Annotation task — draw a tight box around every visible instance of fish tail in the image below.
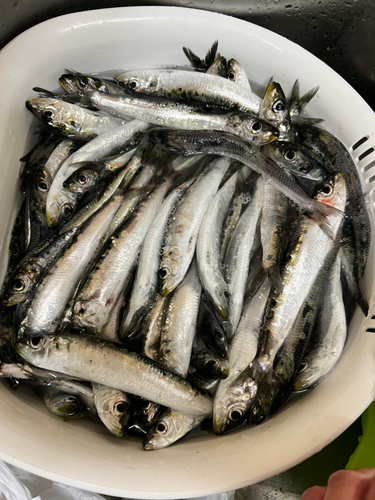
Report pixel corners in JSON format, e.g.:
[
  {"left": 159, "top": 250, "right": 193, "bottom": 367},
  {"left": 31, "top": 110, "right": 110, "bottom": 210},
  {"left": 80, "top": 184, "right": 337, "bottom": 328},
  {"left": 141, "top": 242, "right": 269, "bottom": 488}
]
[{"left": 310, "top": 199, "right": 344, "bottom": 241}]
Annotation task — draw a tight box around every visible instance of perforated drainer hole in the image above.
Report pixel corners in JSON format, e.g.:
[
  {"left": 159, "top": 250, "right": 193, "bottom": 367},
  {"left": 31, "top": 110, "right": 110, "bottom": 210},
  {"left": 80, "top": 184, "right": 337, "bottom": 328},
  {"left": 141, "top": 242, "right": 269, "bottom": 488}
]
[
  {"left": 352, "top": 136, "right": 369, "bottom": 150},
  {"left": 363, "top": 160, "right": 375, "bottom": 173},
  {"left": 358, "top": 148, "right": 374, "bottom": 161}
]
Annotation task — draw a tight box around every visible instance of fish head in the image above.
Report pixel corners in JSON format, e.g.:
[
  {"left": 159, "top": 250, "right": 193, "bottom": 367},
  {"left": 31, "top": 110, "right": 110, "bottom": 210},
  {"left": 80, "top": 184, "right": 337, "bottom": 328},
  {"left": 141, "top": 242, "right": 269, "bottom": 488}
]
[
  {"left": 293, "top": 361, "right": 318, "bottom": 392},
  {"left": 94, "top": 387, "right": 131, "bottom": 437},
  {"left": 116, "top": 70, "right": 160, "bottom": 94},
  {"left": 199, "top": 317, "right": 229, "bottom": 359},
  {"left": 315, "top": 172, "right": 347, "bottom": 211},
  {"left": 143, "top": 409, "right": 191, "bottom": 450},
  {"left": 232, "top": 113, "right": 278, "bottom": 146},
  {"left": 138, "top": 398, "right": 161, "bottom": 427},
  {"left": 44, "top": 390, "right": 83, "bottom": 418},
  {"left": 213, "top": 393, "right": 250, "bottom": 434},
  {"left": 203, "top": 355, "right": 230, "bottom": 380},
  {"left": 159, "top": 248, "right": 186, "bottom": 296},
  {"left": 260, "top": 80, "right": 289, "bottom": 126},
  {"left": 227, "top": 59, "right": 247, "bottom": 87},
  {"left": 59, "top": 73, "right": 109, "bottom": 95},
  {"left": 213, "top": 371, "right": 258, "bottom": 434},
  {"left": 5, "top": 270, "right": 36, "bottom": 306},
  {"left": 73, "top": 300, "right": 105, "bottom": 333},
  {"left": 46, "top": 187, "right": 77, "bottom": 227},
  {"left": 264, "top": 141, "right": 328, "bottom": 186},
  {"left": 26, "top": 98, "right": 82, "bottom": 137},
  {"left": 33, "top": 169, "right": 53, "bottom": 205},
  {"left": 16, "top": 335, "right": 68, "bottom": 367},
  {"left": 207, "top": 56, "right": 227, "bottom": 77},
  {"left": 63, "top": 163, "right": 102, "bottom": 195}
]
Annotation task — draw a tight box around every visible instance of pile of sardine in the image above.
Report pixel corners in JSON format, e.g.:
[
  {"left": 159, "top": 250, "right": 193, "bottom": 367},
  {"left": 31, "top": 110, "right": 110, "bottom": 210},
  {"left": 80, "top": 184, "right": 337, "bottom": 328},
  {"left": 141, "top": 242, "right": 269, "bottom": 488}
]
[{"left": 0, "top": 41, "right": 371, "bottom": 449}]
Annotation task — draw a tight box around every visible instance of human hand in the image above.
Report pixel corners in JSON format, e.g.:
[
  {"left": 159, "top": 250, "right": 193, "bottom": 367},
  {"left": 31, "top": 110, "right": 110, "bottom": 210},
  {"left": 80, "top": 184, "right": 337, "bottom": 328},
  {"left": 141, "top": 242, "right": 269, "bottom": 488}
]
[{"left": 301, "top": 469, "right": 375, "bottom": 500}]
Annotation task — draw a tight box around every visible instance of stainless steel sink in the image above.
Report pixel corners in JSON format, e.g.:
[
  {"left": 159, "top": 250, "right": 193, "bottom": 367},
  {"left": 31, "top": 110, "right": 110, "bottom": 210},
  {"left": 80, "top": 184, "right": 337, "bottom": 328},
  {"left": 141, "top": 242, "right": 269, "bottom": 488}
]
[{"left": 0, "top": 0, "right": 374, "bottom": 109}]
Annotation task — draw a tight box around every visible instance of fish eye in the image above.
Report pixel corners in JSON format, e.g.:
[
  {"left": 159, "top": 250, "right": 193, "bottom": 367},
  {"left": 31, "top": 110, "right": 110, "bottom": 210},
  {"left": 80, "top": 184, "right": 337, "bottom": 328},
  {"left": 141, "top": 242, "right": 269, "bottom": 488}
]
[
  {"left": 284, "top": 150, "right": 296, "bottom": 161},
  {"left": 227, "top": 72, "right": 236, "bottom": 81},
  {"left": 62, "top": 204, "right": 74, "bottom": 217},
  {"left": 272, "top": 100, "right": 285, "bottom": 112},
  {"left": 128, "top": 80, "right": 139, "bottom": 90},
  {"left": 140, "top": 399, "right": 152, "bottom": 411},
  {"left": 319, "top": 183, "right": 333, "bottom": 196},
  {"left": 38, "top": 180, "right": 49, "bottom": 191},
  {"left": 155, "top": 420, "right": 168, "bottom": 435},
  {"left": 298, "top": 362, "right": 307, "bottom": 373},
  {"left": 206, "top": 359, "right": 218, "bottom": 368},
  {"left": 77, "top": 76, "right": 87, "bottom": 88},
  {"left": 251, "top": 121, "right": 263, "bottom": 133},
  {"left": 159, "top": 267, "right": 170, "bottom": 280},
  {"left": 29, "top": 336, "right": 44, "bottom": 350},
  {"left": 114, "top": 401, "right": 128, "bottom": 415},
  {"left": 229, "top": 407, "right": 243, "bottom": 422},
  {"left": 13, "top": 277, "right": 25, "bottom": 291},
  {"left": 78, "top": 174, "right": 88, "bottom": 185},
  {"left": 42, "top": 110, "right": 54, "bottom": 122}
]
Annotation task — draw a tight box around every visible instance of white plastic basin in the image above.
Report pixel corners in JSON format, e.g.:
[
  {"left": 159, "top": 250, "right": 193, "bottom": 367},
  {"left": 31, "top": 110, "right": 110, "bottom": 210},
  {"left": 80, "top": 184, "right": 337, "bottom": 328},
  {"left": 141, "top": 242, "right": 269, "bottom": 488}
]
[{"left": 0, "top": 6, "right": 375, "bottom": 499}]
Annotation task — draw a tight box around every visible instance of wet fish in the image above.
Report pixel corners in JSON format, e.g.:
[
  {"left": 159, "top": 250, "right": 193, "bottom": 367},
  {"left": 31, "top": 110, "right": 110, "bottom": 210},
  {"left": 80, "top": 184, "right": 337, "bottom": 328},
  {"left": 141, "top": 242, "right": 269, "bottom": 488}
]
[
  {"left": 293, "top": 254, "right": 347, "bottom": 391},
  {"left": 16, "top": 334, "right": 213, "bottom": 416},
  {"left": 196, "top": 170, "right": 238, "bottom": 319},
  {"left": 160, "top": 157, "right": 230, "bottom": 296},
  {"left": 159, "top": 260, "right": 202, "bottom": 378},
  {"left": 92, "top": 383, "right": 132, "bottom": 437},
  {"left": 26, "top": 97, "right": 128, "bottom": 140}
]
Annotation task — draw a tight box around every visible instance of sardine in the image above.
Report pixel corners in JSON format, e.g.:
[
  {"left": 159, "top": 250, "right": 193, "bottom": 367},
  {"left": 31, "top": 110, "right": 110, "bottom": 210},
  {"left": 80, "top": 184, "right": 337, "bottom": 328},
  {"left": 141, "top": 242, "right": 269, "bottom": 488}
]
[{"left": 16, "top": 334, "right": 213, "bottom": 416}]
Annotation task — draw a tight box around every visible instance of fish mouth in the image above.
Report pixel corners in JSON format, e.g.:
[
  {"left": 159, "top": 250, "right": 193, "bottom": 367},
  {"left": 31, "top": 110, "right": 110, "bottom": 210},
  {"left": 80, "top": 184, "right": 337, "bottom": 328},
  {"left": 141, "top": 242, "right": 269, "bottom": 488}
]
[{"left": 25, "top": 100, "right": 35, "bottom": 113}]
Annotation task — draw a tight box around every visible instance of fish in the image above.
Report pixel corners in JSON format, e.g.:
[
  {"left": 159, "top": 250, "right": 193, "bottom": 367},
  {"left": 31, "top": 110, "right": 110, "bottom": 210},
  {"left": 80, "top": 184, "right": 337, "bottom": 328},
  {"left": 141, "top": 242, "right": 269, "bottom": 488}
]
[
  {"left": 293, "top": 254, "right": 347, "bottom": 391},
  {"left": 160, "top": 157, "right": 230, "bottom": 296},
  {"left": 120, "top": 179, "right": 192, "bottom": 337},
  {"left": 143, "top": 408, "right": 208, "bottom": 450},
  {"left": 45, "top": 119, "right": 149, "bottom": 227},
  {"left": 73, "top": 180, "right": 169, "bottom": 335},
  {"left": 92, "top": 383, "right": 132, "bottom": 437},
  {"left": 213, "top": 276, "right": 271, "bottom": 434},
  {"left": 249, "top": 173, "right": 346, "bottom": 416},
  {"left": 16, "top": 334, "right": 213, "bottom": 416},
  {"left": 26, "top": 97, "right": 128, "bottom": 140},
  {"left": 196, "top": 170, "right": 238, "bottom": 319},
  {"left": 114, "top": 68, "right": 261, "bottom": 114},
  {"left": 146, "top": 129, "right": 340, "bottom": 234},
  {"left": 158, "top": 260, "right": 202, "bottom": 378}
]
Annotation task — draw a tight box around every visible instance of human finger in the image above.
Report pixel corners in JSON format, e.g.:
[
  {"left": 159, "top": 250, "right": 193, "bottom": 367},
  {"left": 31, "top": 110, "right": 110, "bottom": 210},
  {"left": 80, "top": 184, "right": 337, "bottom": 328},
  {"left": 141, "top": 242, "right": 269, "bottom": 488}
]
[{"left": 300, "top": 485, "right": 326, "bottom": 500}]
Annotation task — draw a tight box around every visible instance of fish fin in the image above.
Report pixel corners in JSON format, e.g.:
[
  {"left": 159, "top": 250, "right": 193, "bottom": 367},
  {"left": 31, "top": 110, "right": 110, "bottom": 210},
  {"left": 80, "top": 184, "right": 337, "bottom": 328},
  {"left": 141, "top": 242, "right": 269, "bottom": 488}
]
[
  {"left": 291, "top": 116, "right": 324, "bottom": 126},
  {"left": 227, "top": 366, "right": 255, "bottom": 397},
  {"left": 266, "top": 265, "right": 283, "bottom": 294},
  {"left": 183, "top": 46, "right": 202, "bottom": 69},
  {"left": 307, "top": 199, "right": 344, "bottom": 241},
  {"left": 63, "top": 411, "right": 89, "bottom": 421},
  {"left": 357, "top": 286, "right": 369, "bottom": 316},
  {"left": 183, "top": 40, "right": 218, "bottom": 71},
  {"left": 32, "top": 86, "right": 56, "bottom": 97},
  {"left": 298, "top": 86, "right": 320, "bottom": 113},
  {"left": 204, "top": 40, "right": 219, "bottom": 69},
  {"left": 263, "top": 76, "right": 274, "bottom": 98},
  {"left": 288, "top": 79, "right": 300, "bottom": 113},
  {"left": 251, "top": 358, "right": 273, "bottom": 418}
]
